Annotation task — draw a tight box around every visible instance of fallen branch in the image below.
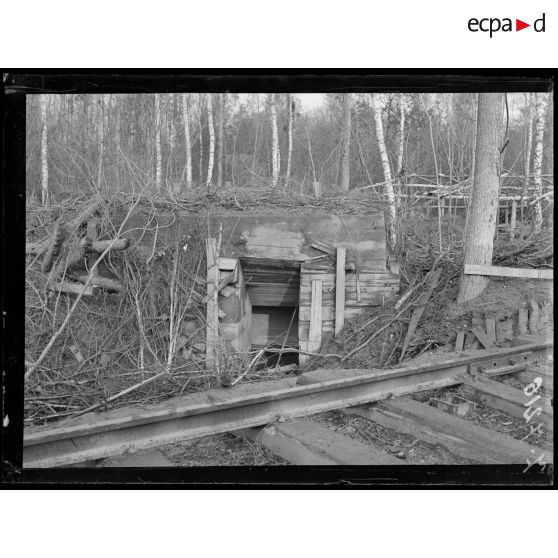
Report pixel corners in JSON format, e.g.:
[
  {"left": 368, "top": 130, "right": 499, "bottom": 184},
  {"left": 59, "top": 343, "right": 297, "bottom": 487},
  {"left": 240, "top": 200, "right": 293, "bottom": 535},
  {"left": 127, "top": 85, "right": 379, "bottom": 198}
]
[
  {"left": 40, "top": 222, "right": 65, "bottom": 273},
  {"left": 70, "top": 369, "right": 169, "bottom": 418},
  {"left": 25, "top": 195, "right": 142, "bottom": 382},
  {"left": 398, "top": 268, "right": 442, "bottom": 362}
]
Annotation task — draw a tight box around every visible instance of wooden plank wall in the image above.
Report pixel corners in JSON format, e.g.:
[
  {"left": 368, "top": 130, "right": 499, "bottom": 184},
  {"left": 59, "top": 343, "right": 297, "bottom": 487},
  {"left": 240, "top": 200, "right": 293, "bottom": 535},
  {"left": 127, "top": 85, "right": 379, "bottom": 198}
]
[{"left": 298, "top": 263, "right": 399, "bottom": 356}]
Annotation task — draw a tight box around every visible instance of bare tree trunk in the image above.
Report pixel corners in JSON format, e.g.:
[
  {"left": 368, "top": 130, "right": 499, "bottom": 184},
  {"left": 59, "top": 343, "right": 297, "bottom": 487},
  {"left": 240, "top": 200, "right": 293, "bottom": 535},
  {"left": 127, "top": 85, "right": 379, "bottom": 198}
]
[
  {"left": 371, "top": 93, "right": 397, "bottom": 249},
  {"left": 206, "top": 94, "right": 215, "bottom": 187},
  {"left": 397, "top": 94, "right": 406, "bottom": 176},
  {"left": 285, "top": 94, "right": 293, "bottom": 186},
  {"left": 521, "top": 93, "right": 533, "bottom": 227},
  {"left": 168, "top": 94, "right": 176, "bottom": 180},
  {"left": 97, "top": 94, "right": 110, "bottom": 188},
  {"left": 113, "top": 96, "right": 122, "bottom": 190},
  {"left": 270, "top": 94, "right": 280, "bottom": 187},
  {"left": 457, "top": 93, "right": 505, "bottom": 304},
  {"left": 154, "top": 94, "right": 162, "bottom": 190},
  {"left": 532, "top": 92, "right": 548, "bottom": 233},
  {"left": 40, "top": 95, "right": 49, "bottom": 206},
  {"left": 339, "top": 93, "right": 351, "bottom": 192},
  {"left": 252, "top": 94, "right": 260, "bottom": 178},
  {"left": 216, "top": 93, "right": 224, "bottom": 188},
  {"left": 198, "top": 94, "right": 204, "bottom": 184},
  {"left": 182, "top": 93, "right": 192, "bottom": 189}
]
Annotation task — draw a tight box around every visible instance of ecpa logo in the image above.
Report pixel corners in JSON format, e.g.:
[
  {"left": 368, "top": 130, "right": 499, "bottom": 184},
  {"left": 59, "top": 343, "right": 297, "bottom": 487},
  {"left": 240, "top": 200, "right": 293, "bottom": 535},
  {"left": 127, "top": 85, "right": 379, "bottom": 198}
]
[{"left": 468, "top": 13, "right": 546, "bottom": 37}]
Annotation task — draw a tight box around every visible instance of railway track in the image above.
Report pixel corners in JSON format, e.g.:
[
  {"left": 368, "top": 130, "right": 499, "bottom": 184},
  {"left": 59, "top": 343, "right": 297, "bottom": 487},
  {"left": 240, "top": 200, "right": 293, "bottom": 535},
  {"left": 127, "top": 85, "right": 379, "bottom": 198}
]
[{"left": 23, "top": 337, "right": 553, "bottom": 468}]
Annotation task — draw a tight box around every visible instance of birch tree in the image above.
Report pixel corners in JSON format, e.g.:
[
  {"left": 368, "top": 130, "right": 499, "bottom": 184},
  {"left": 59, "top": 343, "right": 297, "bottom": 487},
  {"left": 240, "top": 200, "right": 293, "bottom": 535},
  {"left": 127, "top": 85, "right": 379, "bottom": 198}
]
[
  {"left": 198, "top": 94, "right": 204, "bottom": 183},
  {"left": 532, "top": 92, "right": 548, "bottom": 233},
  {"left": 457, "top": 93, "right": 505, "bottom": 304},
  {"left": 216, "top": 93, "right": 224, "bottom": 188},
  {"left": 521, "top": 93, "right": 533, "bottom": 225},
  {"left": 97, "top": 94, "right": 110, "bottom": 188},
  {"left": 270, "top": 93, "right": 280, "bottom": 187},
  {"left": 206, "top": 93, "right": 215, "bottom": 187},
  {"left": 154, "top": 93, "right": 162, "bottom": 190},
  {"left": 371, "top": 93, "right": 397, "bottom": 248},
  {"left": 397, "top": 94, "right": 406, "bottom": 176},
  {"left": 40, "top": 95, "right": 49, "bottom": 206},
  {"left": 285, "top": 94, "right": 294, "bottom": 186},
  {"left": 182, "top": 93, "right": 192, "bottom": 189},
  {"left": 168, "top": 94, "right": 176, "bottom": 160},
  {"left": 339, "top": 93, "right": 352, "bottom": 192}
]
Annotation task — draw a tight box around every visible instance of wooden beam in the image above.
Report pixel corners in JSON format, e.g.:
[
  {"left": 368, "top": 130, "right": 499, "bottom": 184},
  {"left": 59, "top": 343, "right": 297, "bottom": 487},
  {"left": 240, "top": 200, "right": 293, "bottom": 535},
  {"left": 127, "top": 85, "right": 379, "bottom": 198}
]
[
  {"left": 206, "top": 238, "right": 219, "bottom": 372},
  {"left": 471, "top": 326, "right": 494, "bottom": 349},
  {"left": 23, "top": 340, "right": 552, "bottom": 467},
  {"left": 529, "top": 300, "right": 540, "bottom": 334},
  {"left": 335, "top": 247, "right": 346, "bottom": 339},
  {"left": 240, "top": 419, "right": 400, "bottom": 465},
  {"left": 308, "top": 280, "right": 323, "bottom": 353},
  {"left": 461, "top": 375, "right": 553, "bottom": 431},
  {"left": 455, "top": 331, "right": 465, "bottom": 352},
  {"left": 518, "top": 305, "right": 529, "bottom": 335},
  {"left": 464, "top": 264, "right": 553, "bottom": 280},
  {"left": 485, "top": 319, "right": 496, "bottom": 343},
  {"left": 344, "top": 397, "right": 552, "bottom": 464}
]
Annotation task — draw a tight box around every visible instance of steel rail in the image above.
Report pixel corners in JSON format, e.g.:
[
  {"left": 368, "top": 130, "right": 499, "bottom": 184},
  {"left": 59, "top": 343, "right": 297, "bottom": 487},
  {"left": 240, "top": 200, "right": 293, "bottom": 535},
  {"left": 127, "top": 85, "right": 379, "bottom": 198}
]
[{"left": 23, "top": 340, "right": 552, "bottom": 467}]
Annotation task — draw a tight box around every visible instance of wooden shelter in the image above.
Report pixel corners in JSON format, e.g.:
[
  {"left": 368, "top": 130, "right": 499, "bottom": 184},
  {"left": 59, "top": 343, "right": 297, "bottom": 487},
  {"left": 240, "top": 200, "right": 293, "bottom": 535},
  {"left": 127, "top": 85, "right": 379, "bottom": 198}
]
[{"left": 124, "top": 211, "right": 399, "bottom": 364}]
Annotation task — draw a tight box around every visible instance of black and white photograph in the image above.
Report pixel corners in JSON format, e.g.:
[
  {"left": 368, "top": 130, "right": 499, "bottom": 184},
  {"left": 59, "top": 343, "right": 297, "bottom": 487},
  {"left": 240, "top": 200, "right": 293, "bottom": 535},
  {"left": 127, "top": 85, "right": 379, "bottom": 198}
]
[{"left": 8, "top": 77, "right": 551, "bottom": 477}]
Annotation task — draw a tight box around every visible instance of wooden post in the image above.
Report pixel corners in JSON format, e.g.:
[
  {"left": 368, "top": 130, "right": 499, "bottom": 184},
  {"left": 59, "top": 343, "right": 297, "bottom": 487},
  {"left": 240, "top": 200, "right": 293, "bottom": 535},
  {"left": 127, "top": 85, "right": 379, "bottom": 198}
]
[
  {"left": 335, "top": 247, "right": 346, "bottom": 339},
  {"left": 308, "top": 280, "right": 323, "bottom": 354},
  {"left": 455, "top": 331, "right": 465, "bottom": 352},
  {"left": 509, "top": 200, "right": 517, "bottom": 237},
  {"left": 205, "top": 238, "right": 219, "bottom": 372},
  {"left": 518, "top": 304, "right": 528, "bottom": 335},
  {"left": 313, "top": 181, "right": 322, "bottom": 199},
  {"left": 485, "top": 318, "right": 496, "bottom": 343},
  {"left": 528, "top": 300, "right": 540, "bottom": 334}
]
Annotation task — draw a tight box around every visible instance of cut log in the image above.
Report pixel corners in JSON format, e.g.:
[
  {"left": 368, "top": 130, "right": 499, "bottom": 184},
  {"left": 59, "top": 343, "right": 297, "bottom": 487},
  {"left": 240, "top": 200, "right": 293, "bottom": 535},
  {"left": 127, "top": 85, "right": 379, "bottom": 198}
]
[
  {"left": 71, "top": 274, "right": 123, "bottom": 292},
  {"left": 41, "top": 222, "right": 65, "bottom": 273},
  {"left": 48, "top": 281, "right": 99, "bottom": 297},
  {"left": 464, "top": 264, "right": 553, "bottom": 280},
  {"left": 344, "top": 397, "right": 552, "bottom": 464},
  {"left": 89, "top": 239, "right": 130, "bottom": 252},
  {"left": 239, "top": 419, "right": 400, "bottom": 465}
]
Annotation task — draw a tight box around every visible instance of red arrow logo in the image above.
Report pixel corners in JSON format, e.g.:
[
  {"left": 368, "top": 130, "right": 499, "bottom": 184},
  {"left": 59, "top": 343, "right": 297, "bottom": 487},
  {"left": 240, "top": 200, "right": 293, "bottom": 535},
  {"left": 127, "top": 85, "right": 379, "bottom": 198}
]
[{"left": 516, "top": 19, "right": 530, "bottom": 31}]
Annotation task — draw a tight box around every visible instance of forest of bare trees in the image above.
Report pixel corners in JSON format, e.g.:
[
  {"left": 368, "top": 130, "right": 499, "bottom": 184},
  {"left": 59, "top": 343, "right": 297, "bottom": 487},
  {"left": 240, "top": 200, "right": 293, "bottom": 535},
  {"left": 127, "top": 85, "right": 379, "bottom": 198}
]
[{"left": 28, "top": 92, "right": 553, "bottom": 206}]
